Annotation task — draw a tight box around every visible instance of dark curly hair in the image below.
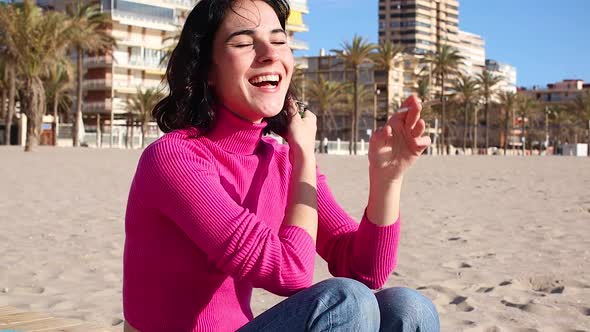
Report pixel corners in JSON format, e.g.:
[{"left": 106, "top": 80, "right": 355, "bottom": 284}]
[{"left": 153, "top": 0, "right": 293, "bottom": 137}]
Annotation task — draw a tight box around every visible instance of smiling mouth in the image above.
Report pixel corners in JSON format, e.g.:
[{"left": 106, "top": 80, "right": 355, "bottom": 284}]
[{"left": 248, "top": 74, "right": 281, "bottom": 88}]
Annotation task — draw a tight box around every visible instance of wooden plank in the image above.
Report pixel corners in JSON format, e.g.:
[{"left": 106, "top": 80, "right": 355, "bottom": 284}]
[
  {"left": 0, "top": 311, "right": 52, "bottom": 324},
  {"left": 1, "top": 317, "right": 84, "bottom": 331}
]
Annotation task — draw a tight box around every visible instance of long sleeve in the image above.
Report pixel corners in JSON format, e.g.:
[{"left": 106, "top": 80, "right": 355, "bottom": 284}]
[
  {"left": 131, "top": 137, "right": 315, "bottom": 296},
  {"left": 315, "top": 171, "right": 401, "bottom": 289}
]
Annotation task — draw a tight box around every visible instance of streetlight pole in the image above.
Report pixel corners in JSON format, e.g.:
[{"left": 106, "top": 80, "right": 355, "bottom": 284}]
[{"left": 373, "top": 85, "right": 381, "bottom": 132}]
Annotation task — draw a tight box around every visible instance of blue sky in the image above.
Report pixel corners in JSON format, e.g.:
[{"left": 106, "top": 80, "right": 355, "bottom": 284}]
[{"left": 295, "top": 0, "right": 590, "bottom": 87}]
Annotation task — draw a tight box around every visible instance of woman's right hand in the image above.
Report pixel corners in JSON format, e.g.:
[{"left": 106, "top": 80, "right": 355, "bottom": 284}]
[{"left": 285, "top": 98, "right": 317, "bottom": 159}]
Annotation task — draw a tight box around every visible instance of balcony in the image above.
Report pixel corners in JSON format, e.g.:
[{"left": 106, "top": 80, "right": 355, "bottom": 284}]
[
  {"left": 114, "top": 79, "right": 167, "bottom": 92},
  {"left": 108, "top": 10, "right": 179, "bottom": 31},
  {"left": 289, "top": 0, "right": 309, "bottom": 13},
  {"left": 161, "top": 0, "right": 195, "bottom": 9},
  {"left": 288, "top": 38, "right": 308, "bottom": 51},
  {"left": 83, "top": 99, "right": 113, "bottom": 113},
  {"left": 115, "top": 57, "right": 166, "bottom": 74},
  {"left": 83, "top": 79, "right": 112, "bottom": 90},
  {"left": 84, "top": 56, "right": 114, "bottom": 67},
  {"left": 286, "top": 23, "right": 308, "bottom": 33}
]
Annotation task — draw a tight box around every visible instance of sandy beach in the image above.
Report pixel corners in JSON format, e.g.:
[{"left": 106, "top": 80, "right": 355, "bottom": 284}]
[{"left": 1, "top": 146, "right": 589, "bottom": 331}]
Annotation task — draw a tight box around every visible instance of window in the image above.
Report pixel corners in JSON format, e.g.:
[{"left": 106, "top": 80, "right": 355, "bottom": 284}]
[{"left": 379, "top": 14, "right": 385, "bottom": 20}]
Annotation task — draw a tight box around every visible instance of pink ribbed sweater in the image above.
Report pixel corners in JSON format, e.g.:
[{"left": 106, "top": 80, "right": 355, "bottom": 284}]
[{"left": 123, "top": 106, "right": 401, "bottom": 332}]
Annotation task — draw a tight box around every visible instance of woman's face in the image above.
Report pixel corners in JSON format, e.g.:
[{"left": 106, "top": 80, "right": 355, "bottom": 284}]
[{"left": 209, "top": 0, "right": 294, "bottom": 123}]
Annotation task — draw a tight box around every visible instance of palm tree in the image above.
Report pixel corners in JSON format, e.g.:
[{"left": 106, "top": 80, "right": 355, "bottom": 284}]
[
  {"left": 0, "top": 4, "right": 19, "bottom": 146},
  {"left": 477, "top": 70, "right": 502, "bottom": 153},
  {"left": 416, "top": 76, "right": 430, "bottom": 103},
  {"left": 516, "top": 94, "right": 537, "bottom": 154},
  {"left": 1, "top": 0, "right": 71, "bottom": 151},
  {"left": 451, "top": 73, "right": 479, "bottom": 151},
  {"left": 498, "top": 91, "right": 516, "bottom": 154},
  {"left": 66, "top": 0, "right": 115, "bottom": 147},
  {"left": 305, "top": 75, "right": 344, "bottom": 144},
  {"left": 0, "top": 60, "right": 7, "bottom": 123},
  {"left": 332, "top": 35, "right": 376, "bottom": 154},
  {"left": 336, "top": 82, "right": 373, "bottom": 145},
  {"left": 572, "top": 90, "right": 590, "bottom": 152},
  {"left": 371, "top": 41, "right": 404, "bottom": 122},
  {"left": 126, "top": 87, "right": 164, "bottom": 148},
  {"left": 423, "top": 44, "right": 464, "bottom": 154},
  {"left": 45, "top": 61, "right": 74, "bottom": 145}
]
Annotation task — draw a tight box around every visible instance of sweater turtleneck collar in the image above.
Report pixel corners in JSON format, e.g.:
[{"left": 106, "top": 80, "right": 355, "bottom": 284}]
[{"left": 206, "top": 105, "right": 268, "bottom": 155}]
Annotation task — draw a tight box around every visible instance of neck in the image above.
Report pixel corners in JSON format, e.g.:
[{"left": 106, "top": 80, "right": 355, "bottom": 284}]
[{"left": 206, "top": 105, "right": 268, "bottom": 155}]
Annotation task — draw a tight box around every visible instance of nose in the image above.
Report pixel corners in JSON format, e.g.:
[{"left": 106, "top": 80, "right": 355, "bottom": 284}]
[{"left": 256, "top": 41, "right": 279, "bottom": 64}]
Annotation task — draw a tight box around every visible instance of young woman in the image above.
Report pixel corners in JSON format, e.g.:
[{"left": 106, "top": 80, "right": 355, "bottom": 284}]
[{"left": 123, "top": 0, "right": 439, "bottom": 331}]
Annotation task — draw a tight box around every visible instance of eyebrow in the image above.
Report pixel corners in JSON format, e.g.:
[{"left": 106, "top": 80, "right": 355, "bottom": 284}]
[{"left": 224, "top": 28, "right": 287, "bottom": 43}]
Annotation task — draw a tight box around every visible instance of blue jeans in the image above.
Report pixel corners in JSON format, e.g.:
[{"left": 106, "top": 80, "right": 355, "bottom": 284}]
[{"left": 239, "top": 278, "right": 440, "bottom": 332}]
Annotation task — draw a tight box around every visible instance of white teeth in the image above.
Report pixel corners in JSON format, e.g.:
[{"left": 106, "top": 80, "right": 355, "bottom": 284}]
[{"left": 249, "top": 74, "right": 280, "bottom": 84}]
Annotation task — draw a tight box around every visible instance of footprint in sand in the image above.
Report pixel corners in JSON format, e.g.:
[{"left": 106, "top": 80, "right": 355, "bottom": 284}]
[
  {"left": 577, "top": 307, "right": 590, "bottom": 316},
  {"left": 499, "top": 280, "right": 512, "bottom": 286},
  {"left": 450, "top": 296, "right": 475, "bottom": 312},
  {"left": 447, "top": 236, "right": 468, "bottom": 244},
  {"left": 461, "top": 320, "right": 476, "bottom": 327},
  {"left": 500, "top": 298, "right": 556, "bottom": 316},
  {"left": 11, "top": 286, "right": 45, "bottom": 294},
  {"left": 443, "top": 261, "right": 473, "bottom": 269},
  {"left": 476, "top": 286, "right": 494, "bottom": 293},
  {"left": 417, "top": 285, "right": 474, "bottom": 313}
]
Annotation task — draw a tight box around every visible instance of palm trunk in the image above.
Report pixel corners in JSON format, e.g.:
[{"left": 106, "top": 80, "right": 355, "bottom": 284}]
[
  {"left": 0, "top": 90, "right": 6, "bottom": 120},
  {"left": 484, "top": 97, "right": 490, "bottom": 154},
  {"left": 320, "top": 107, "right": 326, "bottom": 153},
  {"left": 4, "top": 66, "right": 16, "bottom": 145},
  {"left": 473, "top": 107, "right": 478, "bottom": 152},
  {"left": 53, "top": 92, "right": 59, "bottom": 146},
  {"left": 22, "top": 77, "right": 46, "bottom": 152},
  {"left": 130, "top": 114, "right": 135, "bottom": 149},
  {"left": 141, "top": 113, "right": 147, "bottom": 148},
  {"left": 352, "top": 68, "right": 359, "bottom": 155},
  {"left": 521, "top": 111, "right": 526, "bottom": 155},
  {"left": 503, "top": 107, "right": 510, "bottom": 155},
  {"left": 74, "top": 48, "right": 83, "bottom": 147},
  {"left": 440, "top": 75, "right": 446, "bottom": 155},
  {"left": 463, "top": 102, "right": 469, "bottom": 151}
]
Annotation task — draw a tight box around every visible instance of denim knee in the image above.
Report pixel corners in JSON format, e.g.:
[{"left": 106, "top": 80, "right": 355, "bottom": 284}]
[
  {"left": 314, "top": 278, "right": 380, "bottom": 331},
  {"left": 375, "top": 287, "right": 440, "bottom": 332}
]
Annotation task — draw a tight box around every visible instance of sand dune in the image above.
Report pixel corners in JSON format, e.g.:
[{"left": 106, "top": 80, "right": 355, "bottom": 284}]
[{"left": 1, "top": 146, "right": 589, "bottom": 331}]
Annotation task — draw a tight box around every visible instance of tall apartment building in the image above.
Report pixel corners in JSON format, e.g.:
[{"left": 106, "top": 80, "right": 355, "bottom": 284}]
[
  {"left": 378, "top": 0, "right": 460, "bottom": 55},
  {"left": 485, "top": 59, "right": 517, "bottom": 94},
  {"left": 295, "top": 53, "right": 404, "bottom": 140},
  {"left": 457, "top": 30, "right": 485, "bottom": 77},
  {"left": 286, "top": 0, "right": 309, "bottom": 51},
  {"left": 37, "top": 0, "right": 308, "bottom": 147}
]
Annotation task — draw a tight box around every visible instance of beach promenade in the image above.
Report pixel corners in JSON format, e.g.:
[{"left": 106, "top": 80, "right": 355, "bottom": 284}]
[{"left": 1, "top": 146, "right": 589, "bottom": 331}]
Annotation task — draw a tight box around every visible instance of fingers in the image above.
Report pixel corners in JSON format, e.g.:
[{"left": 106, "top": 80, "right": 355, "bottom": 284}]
[
  {"left": 402, "top": 95, "right": 422, "bottom": 130},
  {"left": 410, "top": 119, "right": 426, "bottom": 138},
  {"left": 415, "top": 135, "right": 431, "bottom": 148},
  {"left": 301, "top": 110, "right": 316, "bottom": 123}
]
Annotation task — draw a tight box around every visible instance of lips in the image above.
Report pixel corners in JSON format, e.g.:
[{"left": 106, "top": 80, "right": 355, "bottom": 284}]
[{"left": 248, "top": 73, "right": 281, "bottom": 88}]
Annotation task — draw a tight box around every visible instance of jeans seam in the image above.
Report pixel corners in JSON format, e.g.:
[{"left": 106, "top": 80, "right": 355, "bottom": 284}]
[{"left": 315, "top": 296, "right": 332, "bottom": 332}]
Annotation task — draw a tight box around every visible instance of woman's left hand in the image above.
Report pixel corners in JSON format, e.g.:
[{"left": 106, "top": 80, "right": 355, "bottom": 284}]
[{"left": 368, "top": 95, "right": 431, "bottom": 183}]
